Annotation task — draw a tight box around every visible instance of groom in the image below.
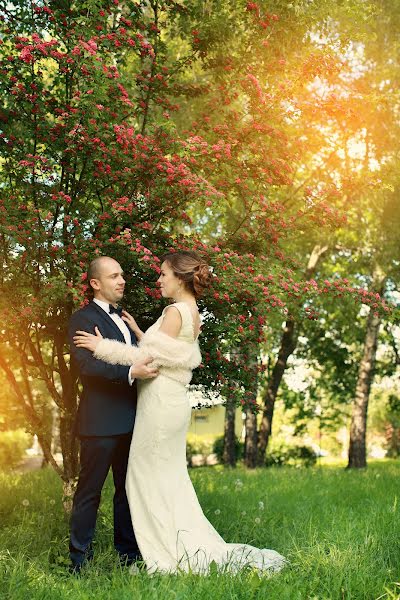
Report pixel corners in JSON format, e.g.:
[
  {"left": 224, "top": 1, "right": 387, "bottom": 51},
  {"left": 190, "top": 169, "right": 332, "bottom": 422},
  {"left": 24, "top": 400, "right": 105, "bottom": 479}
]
[{"left": 68, "top": 256, "right": 158, "bottom": 572}]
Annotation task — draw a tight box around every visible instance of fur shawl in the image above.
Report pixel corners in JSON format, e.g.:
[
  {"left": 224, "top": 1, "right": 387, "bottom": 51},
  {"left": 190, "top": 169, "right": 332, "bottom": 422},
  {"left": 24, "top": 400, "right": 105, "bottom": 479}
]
[{"left": 94, "top": 329, "right": 202, "bottom": 385}]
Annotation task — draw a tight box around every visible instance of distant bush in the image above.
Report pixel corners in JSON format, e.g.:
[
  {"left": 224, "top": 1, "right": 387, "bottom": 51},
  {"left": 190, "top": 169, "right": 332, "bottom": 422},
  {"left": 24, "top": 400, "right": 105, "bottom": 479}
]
[
  {"left": 0, "top": 429, "right": 30, "bottom": 471},
  {"left": 265, "top": 444, "right": 317, "bottom": 468},
  {"left": 385, "top": 426, "right": 400, "bottom": 458},
  {"left": 186, "top": 434, "right": 216, "bottom": 466},
  {"left": 212, "top": 435, "right": 244, "bottom": 463},
  {"left": 384, "top": 394, "right": 400, "bottom": 458}
]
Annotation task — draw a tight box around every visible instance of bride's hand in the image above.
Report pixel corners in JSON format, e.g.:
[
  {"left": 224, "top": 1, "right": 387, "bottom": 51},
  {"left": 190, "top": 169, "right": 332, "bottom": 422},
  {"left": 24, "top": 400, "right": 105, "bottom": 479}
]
[
  {"left": 122, "top": 310, "right": 144, "bottom": 339},
  {"left": 73, "top": 327, "right": 103, "bottom": 352},
  {"left": 121, "top": 310, "right": 138, "bottom": 330}
]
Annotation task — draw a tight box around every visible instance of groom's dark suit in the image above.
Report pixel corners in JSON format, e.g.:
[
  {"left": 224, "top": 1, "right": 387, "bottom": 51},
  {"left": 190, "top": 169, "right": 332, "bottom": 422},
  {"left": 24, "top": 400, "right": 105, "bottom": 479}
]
[{"left": 68, "top": 300, "right": 140, "bottom": 569}]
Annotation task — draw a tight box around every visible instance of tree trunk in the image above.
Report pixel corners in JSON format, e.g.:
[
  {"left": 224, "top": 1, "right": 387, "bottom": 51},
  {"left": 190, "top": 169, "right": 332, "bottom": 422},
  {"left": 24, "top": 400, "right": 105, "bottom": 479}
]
[
  {"left": 257, "top": 244, "right": 329, "bottom": 465},
  {"left": 244, "top": 408, "right": 258, "bottom": 468},
  {"left": 347, "top": 307, "right": 381, "bottom": 469},
  {"left": 63, "top": 479, "right": 78, "bottom": 514},
  {"left": 0, "top": 322, "right": 80, "bottom": 513},
  {"left": 0, "top": 353, "right": 64, "bottom": 478},
  {"left": 257, "top": 318, "right": 298, "bottom": 464},
  {"left": 223, "top": 397, "right": 236, "bottom": 466},
  {"left": 55, "top": 330, "right": 80, "bottom": 481}
]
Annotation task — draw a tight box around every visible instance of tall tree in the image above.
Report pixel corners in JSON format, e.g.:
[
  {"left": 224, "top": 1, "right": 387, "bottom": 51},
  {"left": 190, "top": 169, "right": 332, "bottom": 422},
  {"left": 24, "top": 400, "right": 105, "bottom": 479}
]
[{"left": 0, "top": 0, "right": 222, "bottom": 497}]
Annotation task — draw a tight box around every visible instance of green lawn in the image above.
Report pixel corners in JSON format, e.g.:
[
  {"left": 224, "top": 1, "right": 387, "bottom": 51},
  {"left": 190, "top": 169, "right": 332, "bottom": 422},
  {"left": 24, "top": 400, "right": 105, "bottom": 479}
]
[{"left": 0, "top": 461, "right": 399, "bottom": 600}]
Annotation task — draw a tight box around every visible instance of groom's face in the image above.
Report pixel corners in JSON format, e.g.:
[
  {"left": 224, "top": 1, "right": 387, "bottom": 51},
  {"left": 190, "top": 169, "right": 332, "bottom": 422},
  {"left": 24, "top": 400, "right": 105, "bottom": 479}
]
[{"left": 90, "top": 258, "right": 125, "bottom": 305}]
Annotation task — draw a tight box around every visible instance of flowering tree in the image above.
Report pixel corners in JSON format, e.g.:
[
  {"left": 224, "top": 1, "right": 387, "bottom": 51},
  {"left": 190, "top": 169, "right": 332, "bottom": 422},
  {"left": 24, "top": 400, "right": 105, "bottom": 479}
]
[
  {"left": 164, "top": 0, "right": 399, "bottom": 465},
  {"left": 0, "top": 0, "right": 224, "bottom": 495},
  {"left": 0, "top": 0, "right": 395, "bottom": 496}
]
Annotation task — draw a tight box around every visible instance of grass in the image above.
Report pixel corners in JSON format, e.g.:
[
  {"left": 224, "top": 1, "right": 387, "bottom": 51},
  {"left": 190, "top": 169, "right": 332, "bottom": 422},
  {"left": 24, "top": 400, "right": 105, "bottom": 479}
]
[{"left": 0, "top": 461, "right": 399, "bottom": 599}]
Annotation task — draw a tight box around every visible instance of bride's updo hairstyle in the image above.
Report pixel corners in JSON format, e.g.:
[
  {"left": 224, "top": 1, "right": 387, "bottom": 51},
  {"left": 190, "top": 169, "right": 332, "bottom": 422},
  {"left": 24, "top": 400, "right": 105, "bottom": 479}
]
[{"left": 161, "top": 250, "right": 211, "bottom": 299}]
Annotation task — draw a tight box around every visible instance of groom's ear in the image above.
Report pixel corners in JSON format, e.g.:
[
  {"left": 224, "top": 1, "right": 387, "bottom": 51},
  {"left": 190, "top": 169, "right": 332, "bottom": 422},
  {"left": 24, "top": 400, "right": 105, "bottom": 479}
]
[{"left": 90, "top": 278, "right": 100, "bottom": 291}]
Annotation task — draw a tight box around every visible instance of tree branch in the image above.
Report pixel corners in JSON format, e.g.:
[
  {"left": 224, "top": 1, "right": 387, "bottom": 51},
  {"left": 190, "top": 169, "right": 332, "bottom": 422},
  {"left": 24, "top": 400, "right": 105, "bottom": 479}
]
[{"left": 0, "top": 353, "right": 64, "bottom": 479}]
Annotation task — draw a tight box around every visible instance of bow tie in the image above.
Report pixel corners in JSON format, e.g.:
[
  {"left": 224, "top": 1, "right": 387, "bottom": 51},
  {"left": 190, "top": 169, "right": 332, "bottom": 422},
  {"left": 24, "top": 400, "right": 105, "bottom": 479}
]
[{"left": 109, "top": 305, "right": 123, "bottom": 317}]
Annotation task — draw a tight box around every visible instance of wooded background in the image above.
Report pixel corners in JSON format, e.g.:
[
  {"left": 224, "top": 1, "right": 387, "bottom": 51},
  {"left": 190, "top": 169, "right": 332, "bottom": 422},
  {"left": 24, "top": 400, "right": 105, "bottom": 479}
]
[{"left": 0, "top": 0, "right": 399, "bottom": 496}]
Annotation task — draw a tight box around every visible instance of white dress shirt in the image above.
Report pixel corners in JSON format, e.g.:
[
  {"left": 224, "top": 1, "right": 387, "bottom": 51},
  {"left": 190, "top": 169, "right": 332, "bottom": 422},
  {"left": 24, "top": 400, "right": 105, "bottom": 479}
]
[{"left": 93, "top": 298, "right": 135, "bottom": 385}]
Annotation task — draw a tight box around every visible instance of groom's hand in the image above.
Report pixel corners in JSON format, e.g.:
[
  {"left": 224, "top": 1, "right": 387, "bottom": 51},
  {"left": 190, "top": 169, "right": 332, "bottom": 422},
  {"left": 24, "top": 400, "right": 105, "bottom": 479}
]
[{"left": 130, "top": 356, "right": 158, "bottom": 380}]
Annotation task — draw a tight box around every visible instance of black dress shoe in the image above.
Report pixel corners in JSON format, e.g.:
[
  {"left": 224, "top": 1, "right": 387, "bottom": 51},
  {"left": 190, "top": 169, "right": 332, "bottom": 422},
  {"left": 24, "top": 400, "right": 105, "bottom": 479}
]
[
  {"left": 69, "top": 544, "right": 93, "bottom": 574},
  {"left": 69, "top": 563, "right": 83, "bottom": 575},
  {"left": 118, "top": 553, "right": 143, "bottom": 567}
]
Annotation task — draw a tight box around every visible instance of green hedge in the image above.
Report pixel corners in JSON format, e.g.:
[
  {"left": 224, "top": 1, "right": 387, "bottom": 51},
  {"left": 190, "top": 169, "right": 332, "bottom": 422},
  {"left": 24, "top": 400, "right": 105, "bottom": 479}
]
[
  {"left": 265, "top": 444, "right": 317, "bottom": 468},
  {"left": 0, "top": 429, "right": 30, "bottom": 471},
  {"left": 212, "top": 435, "right": 244, "bottom": 462}
]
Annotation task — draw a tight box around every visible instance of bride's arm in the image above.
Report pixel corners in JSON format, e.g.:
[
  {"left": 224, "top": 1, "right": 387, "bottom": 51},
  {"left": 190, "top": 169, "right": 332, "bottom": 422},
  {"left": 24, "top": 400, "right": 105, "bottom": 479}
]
[
  {"left": 73, "top": 328, "right": 149, "bottom": 366},
  {"left": 94, "top": 339, "right": 148, "bottom": 366},
  {"left": 158, "top": 306, "right": 182, "bottom": 338},
  {"left": 121, "top": 310, "right": 144, "bottom": 341},
  {"left": 73, "top": 310, "right": 201, "bottom": 370}
]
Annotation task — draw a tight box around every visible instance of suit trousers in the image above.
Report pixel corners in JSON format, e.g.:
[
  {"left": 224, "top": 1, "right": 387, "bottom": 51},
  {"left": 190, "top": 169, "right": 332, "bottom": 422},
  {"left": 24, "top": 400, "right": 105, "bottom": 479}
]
[{"left": 69, "top": 432, "right": 140, "bottom": 567}]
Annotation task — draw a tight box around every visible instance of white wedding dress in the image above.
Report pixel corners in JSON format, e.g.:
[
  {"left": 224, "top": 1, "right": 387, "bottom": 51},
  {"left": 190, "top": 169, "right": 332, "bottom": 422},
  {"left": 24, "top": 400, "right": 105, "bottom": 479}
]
[{"left": 102, "top": 302, "right": 286, "bottom": 574}]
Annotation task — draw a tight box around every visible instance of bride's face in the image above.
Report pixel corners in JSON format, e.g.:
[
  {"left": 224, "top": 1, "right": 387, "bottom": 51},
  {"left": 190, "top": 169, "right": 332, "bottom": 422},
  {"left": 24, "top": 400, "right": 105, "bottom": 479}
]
[{"left": 157, "top": 261, "right": 182, "bottom": 298}]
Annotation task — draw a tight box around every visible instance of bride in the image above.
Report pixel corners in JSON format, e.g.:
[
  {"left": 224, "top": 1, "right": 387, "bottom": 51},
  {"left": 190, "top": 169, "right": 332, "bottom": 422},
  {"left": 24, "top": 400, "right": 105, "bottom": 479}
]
[{"left": 73, "top": 250, "right": 286, "bottom": 575}]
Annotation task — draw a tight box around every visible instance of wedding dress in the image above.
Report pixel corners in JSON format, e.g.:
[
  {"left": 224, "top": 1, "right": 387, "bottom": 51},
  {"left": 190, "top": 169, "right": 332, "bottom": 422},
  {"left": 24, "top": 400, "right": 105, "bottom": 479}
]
[{"left": 94, "top": 302, "right": 286, "bottom": 574}]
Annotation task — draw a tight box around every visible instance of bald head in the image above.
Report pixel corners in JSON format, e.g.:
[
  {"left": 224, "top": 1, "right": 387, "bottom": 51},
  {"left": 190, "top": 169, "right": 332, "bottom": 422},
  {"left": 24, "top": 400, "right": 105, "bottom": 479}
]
[
  {"left": 88, "top": 256, "right": 119, "bottom": 282},
  {"left": 87, "top": 256, "right": 126, "bottom": 305}
]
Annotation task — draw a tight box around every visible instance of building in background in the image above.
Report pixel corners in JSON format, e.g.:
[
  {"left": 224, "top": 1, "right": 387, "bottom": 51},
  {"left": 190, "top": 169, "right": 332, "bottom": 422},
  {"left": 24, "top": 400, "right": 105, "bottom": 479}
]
[{"left": 187, "top": 388, "right": 244, "bottom": 439}]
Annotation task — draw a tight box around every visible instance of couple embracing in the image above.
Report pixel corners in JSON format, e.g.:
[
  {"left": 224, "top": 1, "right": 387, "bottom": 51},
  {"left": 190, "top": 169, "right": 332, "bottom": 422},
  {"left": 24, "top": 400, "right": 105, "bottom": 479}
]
[{"left": 68, "top": 250, "right": 286, "bottom": 575}]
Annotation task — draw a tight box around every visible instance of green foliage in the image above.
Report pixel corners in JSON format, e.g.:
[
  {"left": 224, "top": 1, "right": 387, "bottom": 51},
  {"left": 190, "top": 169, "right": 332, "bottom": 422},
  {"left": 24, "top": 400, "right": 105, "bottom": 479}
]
[
  {"left": 0, "top": 372, "right": 25, "bottom": 431},
  {"left": 0, "top": 0, "right": 399, "bottom": 480},
  {"left": 0, "top": 429, "right": 30, "bottom": 471},
  {"left": 212, "top": 435, "right": 244, "bottom": 462},
  {"left": 385, "top": 394, "right": 400, "bottom": 458},
  {"left": 186, "top": 433, "right": 216, "bottom": 466},
  {"left": 265, "top": 443, "right": 317, "bottom": 468}
]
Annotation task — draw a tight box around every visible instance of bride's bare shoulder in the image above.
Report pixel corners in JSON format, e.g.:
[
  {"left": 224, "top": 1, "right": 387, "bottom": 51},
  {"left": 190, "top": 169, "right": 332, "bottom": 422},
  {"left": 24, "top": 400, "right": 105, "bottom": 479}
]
[{"left": 159, "top": 305, "right": 182, "bottom": 338}]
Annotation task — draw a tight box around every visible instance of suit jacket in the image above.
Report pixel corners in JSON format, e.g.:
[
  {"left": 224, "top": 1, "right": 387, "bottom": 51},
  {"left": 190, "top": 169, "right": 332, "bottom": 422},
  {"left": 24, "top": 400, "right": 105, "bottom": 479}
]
[{"left": 68, "top": 301, "right": 138, "bottom": 437}]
